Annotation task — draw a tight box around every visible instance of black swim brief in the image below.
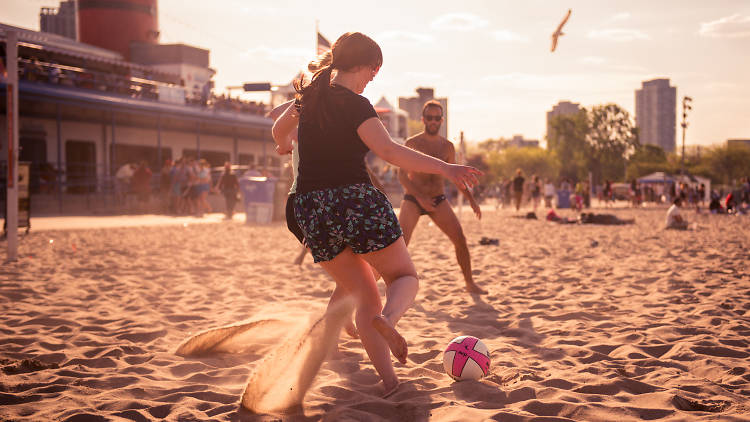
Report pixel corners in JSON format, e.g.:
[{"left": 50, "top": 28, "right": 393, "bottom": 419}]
[{"left": 403, "top": 193, "right": 446, "bottom": 215}]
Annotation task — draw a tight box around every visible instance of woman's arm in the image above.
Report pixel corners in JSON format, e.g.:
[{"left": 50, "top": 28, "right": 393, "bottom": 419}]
[
  {"left": 365, "top": 164, "right": 386, "bottom": 192},
  {"left": 357, "top": 117, "right": 481, "bottom": 189},
  {"left": 270, "top": 100, "right": 298, "bottom": 153}
]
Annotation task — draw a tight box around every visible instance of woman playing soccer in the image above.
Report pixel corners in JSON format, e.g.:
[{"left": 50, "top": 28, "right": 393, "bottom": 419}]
[{"left": 272, "top": 32, "right": 480, "bottom": 397}]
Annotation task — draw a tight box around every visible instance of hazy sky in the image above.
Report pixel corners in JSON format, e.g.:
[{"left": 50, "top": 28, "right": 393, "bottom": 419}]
[{"left": 5, "top": 0, "right": 750, "bottom": 146}]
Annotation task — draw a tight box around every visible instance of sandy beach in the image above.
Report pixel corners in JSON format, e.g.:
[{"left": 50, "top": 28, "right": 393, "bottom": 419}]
[{"left": 1, "top": 206, "right": 749, "bottom": 421}]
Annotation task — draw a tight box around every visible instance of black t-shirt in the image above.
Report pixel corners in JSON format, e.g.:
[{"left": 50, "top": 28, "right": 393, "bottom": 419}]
[
  {"left": 296, "top": 85, "right": 378, "bottom": 193},
  {"left": 219, "top": 172, "right": 238, "bottom": 194},
  {"left": 513, "top": 176, "right": 525, "bottom": 192}
]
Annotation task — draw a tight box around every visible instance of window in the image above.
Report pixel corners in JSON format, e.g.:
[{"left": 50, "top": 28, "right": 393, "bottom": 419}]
[
  {"left": 66, "top": 140, "right": 96, "bottom": 193},
  {"left": 239, "top": 153, "right": 255, "bottom": 166}
]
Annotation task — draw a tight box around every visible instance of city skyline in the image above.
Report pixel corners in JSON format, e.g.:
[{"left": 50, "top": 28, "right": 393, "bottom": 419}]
[{"left": 5, "top": 0, "right": 749, "bottom": 147}]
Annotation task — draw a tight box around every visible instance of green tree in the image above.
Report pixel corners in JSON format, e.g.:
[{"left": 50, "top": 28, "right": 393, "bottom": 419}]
[
  {"left": 703, "top": 144, "right": 750, "bottom": 185},
  {"left": 486, "top": 147, "right": 559, "bottom": 182},
  {"left": 476, "top": 137, "right": 509, "bottom": 152},
  {"left": 546, "top": 110, "right": 589, "bottom": 181},
  {"left": 625, "top": 144, "right": 668, "bottom": 180},
  {"left": 586, "top": 104, "right": 639, "bottom": 184},
  {"left": 465, "top": 151, "right": 493, "bottom": 185}
]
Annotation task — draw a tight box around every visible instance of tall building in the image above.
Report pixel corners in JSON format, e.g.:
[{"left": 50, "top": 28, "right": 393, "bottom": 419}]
[
  {"left": 546, "top": 100, "right": 581, "bottom": 140},
  {"left": 398, "top": 87, "right": 448, "bottom": 139},
  {"left": 635, "top": 78, "right": 677, "bottom": 153},
  {"left": 40, "top": 1, "right": 77, "bottom": 40}
]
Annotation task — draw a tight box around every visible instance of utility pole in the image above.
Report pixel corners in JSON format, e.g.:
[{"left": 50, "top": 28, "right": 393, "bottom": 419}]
[
  {"left": 680, "top": 96, "right": 692, "bottom": 175},
  {"left": 5, "top": 31, "right": 19, "bottom": 261}
]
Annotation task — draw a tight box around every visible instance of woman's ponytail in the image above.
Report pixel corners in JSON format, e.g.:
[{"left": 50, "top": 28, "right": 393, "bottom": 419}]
[{"left": 294, "top": 65, "right": 332, "bottom": 127}]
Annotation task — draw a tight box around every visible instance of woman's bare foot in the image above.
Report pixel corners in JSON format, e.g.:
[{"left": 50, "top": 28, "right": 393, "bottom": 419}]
[
  {"left": 372, "top": 315, "right": 407, "bottom": 364},
  {"left": 344, "top": 320, "right": 359, "bottom": 339},
  {"left": 382, "top": 381, "right": 401, "bottom": 399},
  {"left": 465, "top": 282, "right": 487, "bottom": 295},
  {"left": 293, "top": 248, "right": 307, "bottom": 265}
]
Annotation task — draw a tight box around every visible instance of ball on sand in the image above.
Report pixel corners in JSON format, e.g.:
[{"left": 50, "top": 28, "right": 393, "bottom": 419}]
[{"left": 443, "top": 336, "right": 490, "bottom": 381}]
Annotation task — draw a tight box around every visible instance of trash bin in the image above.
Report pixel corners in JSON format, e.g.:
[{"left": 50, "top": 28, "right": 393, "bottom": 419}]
[
  {"left": 239, "top": 176, "right": 276, "bottom": 224},
  {"left": 556, "top": 190, "right": 571, "bottom": 209}
]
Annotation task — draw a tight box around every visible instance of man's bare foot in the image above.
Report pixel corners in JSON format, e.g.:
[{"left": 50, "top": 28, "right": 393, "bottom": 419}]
[
  {"left": 465, "top": 282, "right": 487, "bottom": 295},
  {"left": 372, "top": 315, "right": 407, "bottom": 364},
  {"left": 344, "top": 320, "right": 359, "bottom": 339}
]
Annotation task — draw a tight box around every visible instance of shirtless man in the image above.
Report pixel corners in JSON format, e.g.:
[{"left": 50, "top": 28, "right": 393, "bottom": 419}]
[{"left": 398, "top": 100, "right": 487, "bottom": 294}]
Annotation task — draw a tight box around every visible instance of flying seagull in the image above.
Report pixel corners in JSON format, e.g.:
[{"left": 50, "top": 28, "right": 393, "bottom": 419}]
[{"left": 551, "top": 9, "right": 572, "bottom": 52}]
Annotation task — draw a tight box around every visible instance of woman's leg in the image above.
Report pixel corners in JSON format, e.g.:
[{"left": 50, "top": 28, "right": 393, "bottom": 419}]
[
  {"left": 200, "top": 190, "right": 212, "bottom": 213},
  {"left": 319, "top": 248, "right": 399, "bottom": 392},
  {"left": 360, "top": 238, "right": 418, "bottom": 345},
  {"left": 327, "top": 284, "right": 358, "bottom": 338}
]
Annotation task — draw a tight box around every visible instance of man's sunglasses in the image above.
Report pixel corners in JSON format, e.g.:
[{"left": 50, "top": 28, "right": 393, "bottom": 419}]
[{"left": 423, "top": 115, "right": 443, "bottom": 122}]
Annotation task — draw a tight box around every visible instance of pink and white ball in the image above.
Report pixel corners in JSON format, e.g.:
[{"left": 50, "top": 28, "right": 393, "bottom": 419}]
[{"left": 443, "top": 336, "right": 490, "bottom": 381}]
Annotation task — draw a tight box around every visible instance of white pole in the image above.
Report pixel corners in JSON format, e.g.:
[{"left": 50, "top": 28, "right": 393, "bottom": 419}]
[{"left": 6, "top": 30, "right": 19, "bottom": 261}]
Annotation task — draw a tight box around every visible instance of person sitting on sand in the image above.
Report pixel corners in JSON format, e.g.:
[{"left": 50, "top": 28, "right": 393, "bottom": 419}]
[
  {"left": 272, "top": 32, "right": 480, "bottom": 397},
  {"left": 666, "top": 197, "right": 688, "bottom": 230}
]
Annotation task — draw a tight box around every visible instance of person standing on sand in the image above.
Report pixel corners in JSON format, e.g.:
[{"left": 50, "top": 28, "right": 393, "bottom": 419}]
[
  {"left": 131, "top": 161, "right": 152, "bottom": 213},
  {"left": 512, "top": 169, "right": 525, "bottom": 211},
  {"left": 397, "top": 100, "right": 486, "bottom": 295},
  {"left": 272, "top": 32, "right": 481, "bottom": 397},
  {"left": 215, "top": 162, "right": 239, "bottom": 220},
  {"left": 530, "top": 175, "right": 541, "bottom": 212},
  {"left": 543, "top": 178, "right": 555, "bottom": 208}
]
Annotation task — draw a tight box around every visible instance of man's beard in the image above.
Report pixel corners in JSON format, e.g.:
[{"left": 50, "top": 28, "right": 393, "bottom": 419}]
[{"left": 425, "top": 124, "right": 440, "bottom": 135}]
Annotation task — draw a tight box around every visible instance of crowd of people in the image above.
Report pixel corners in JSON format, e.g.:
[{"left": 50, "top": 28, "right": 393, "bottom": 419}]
[
  {"left": 20, "top": 57, "right": 161, "bottom": 100},
  {"left": 114, "top": 157, "right": 240, "bottom": 216},
  {"left": 16, "top": 56, "right": 267, "bottom": 116},
  {"left": 488, "top": 173, "right": 591, "bottom": 212}
]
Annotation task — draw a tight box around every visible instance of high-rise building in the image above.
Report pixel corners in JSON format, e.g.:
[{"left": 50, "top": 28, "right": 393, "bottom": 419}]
[
  {"left": 40, "top": 1, "right": 77, "bottom": 40},
  {"left": 546, "top": 100, "right": 581, "bottom": 140},
  {"left": 398, "top": 87, "right": 448, "bottom": 139},
  {"left": 635, "top": 78, "right": 676, "bottom": 153}
]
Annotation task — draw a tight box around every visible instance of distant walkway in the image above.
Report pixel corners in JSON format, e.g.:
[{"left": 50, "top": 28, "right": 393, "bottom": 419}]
[
  {"left": 29, "top": 213, "right": 246, "bottom": 232},
  {"left": 25, "top": 200, "right": 661, "bottom": 232}
]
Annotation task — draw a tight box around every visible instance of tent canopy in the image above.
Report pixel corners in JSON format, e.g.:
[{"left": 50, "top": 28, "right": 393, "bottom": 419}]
[{"left": 638, "top": 172, "right": 673, "bottom": 183}]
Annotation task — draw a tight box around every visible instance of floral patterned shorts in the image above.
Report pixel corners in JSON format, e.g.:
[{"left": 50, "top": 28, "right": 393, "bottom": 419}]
[{"left": 294, "top": 183, "right": 403, "bottom": 263}]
